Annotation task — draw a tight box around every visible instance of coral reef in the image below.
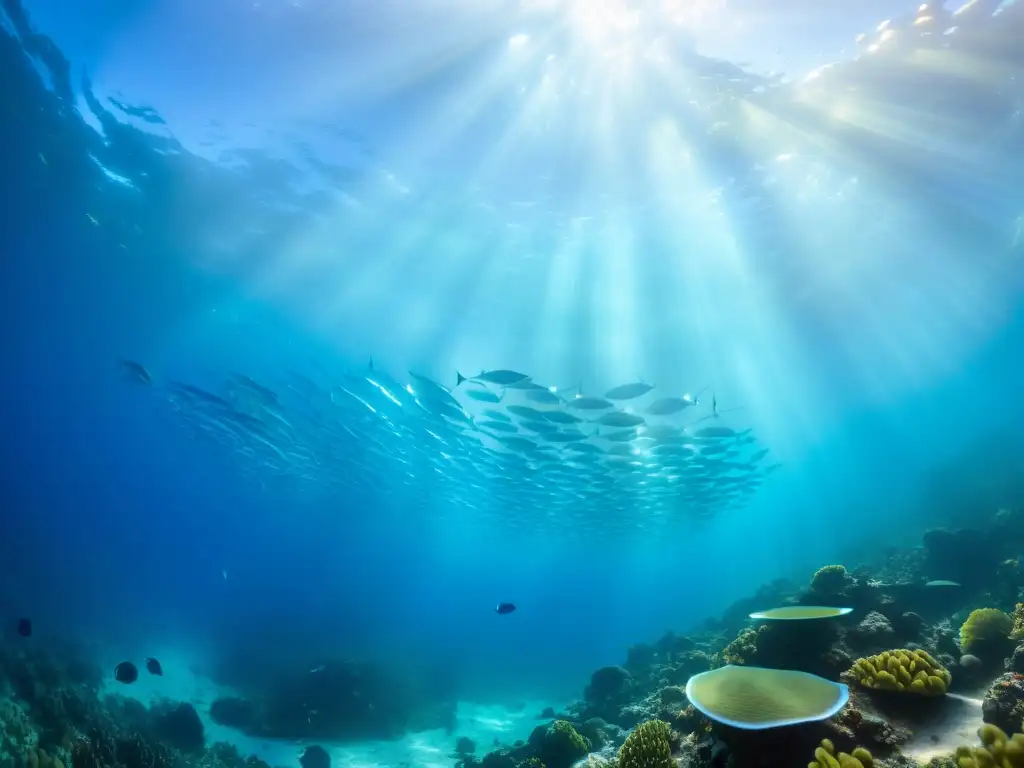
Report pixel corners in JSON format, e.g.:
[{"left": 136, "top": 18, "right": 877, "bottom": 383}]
[
  {"left": 962, "top": 610, "right": 1014, "bottom": 656},
  {"left": 981, "top": 674, "right": 1024, "bottom": 735},
  {"left": 7, "top": 500, "right": 1024, "bottom": 768},
  {"left": 809, "top": 738, "right": 873, "bottom": 768},
  {"left": 616, "top": 719, "right": 672, "bottom": 768},
  {"left": 847, "top": 649, "right": 951, "bottom": 695},
  {"left": 812, "top": 566, "right": 853, "bottom": 597},
  {"left": 527, "top": 720, "right": 590, "bottom": 768},
  {"left": 457, "top": 506, "right": 1024, "bottom": 768},
  {"left": 208, "top": 659, "right": 455, "bottom": 741},
  {"left": 956, "top": 724, "right": 1024, "bottom": 768},
  {"left": 2, "top": 1, "right": 1021, "bottom": 766}
]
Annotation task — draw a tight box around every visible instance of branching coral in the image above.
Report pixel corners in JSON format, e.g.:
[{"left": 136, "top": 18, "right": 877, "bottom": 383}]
[
  {"left": 809, "top": 738, "right": 873, "bottom": 768},
  {"left": 847, "top": 649, "right": 951, "bottom": 695},
  {"left": 961, "top": 609, "right": 1013, "bottom": 653},
  {"left": 618, "top": 720, "right": 672, "bottom": 768}
]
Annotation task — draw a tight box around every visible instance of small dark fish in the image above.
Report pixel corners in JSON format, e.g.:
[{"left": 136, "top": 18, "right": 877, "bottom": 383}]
[
  {"left": 114, "top": 661, "right": 139, "bottom": 684},
  {"left": 16, "top": 618, "right": 31, "bottom": 638},
  {"left": 495, "top": 602, "right": 517, "bottom": 615},
  {"left": 145, "top": 657, "right": 163, "bottom": 676}
]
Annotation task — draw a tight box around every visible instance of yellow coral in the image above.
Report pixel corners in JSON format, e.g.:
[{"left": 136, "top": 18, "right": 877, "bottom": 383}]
[
  {"left": 28, "top": 749, "right": 64, "bottom": 768},
  {"left": 955, "top": 724, "right": 1024, "bottom": 768},
  {"left": 847, "top": 648, "right": 950, "bottom": 696},
  {"left": 811, "top": 565, "right": 849, "bottom": 593},
  {"left": 618, "top": 720, "right": 672, "bottom": 768},
  {"left": 961, "top": 609, "right": 1013, "bottom": 653},
  {"left": 808, "top": 737, "right": 873, "bottom": 768},
  {"left": 1011, "top": 604, "right": 1024, "bottom": 641},
  {"left": 719, "top": 626, "right": 763, "bottom": 666}
]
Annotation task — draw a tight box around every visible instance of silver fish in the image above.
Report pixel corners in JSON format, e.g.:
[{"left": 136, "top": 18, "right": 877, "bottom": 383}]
[
  {"left": 506, "top": 405, "right": 546, "bottom": 420},
  {"left": 458, "top": 369, "right": 530, "bottom": 387},
  {"left": 542, "top": 410, "right": 583, "bottom": 425},
  {"left": 482, "top": 409, "right": 512, "bottom": 422},
  {"left": 605, "top": 382, "right": 654, "bottom": 400},
  {"left": 568, "top": 395, "right": 614, "bottom": 410},
  {"left": 646, "top": 396, "right": 696, "bottom": 416},
  {"left": 479, "top": 420, "right": 518, "bottom": 433},
  {"left": 598, "top": 411, "right": 646, "bottom": 428},
  {"left": 464, "top": 387, "right": 502, "bottom": 404}
]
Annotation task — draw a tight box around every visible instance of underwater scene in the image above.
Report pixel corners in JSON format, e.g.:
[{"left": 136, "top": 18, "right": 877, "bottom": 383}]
[{"left": 3, "top": 0, "right": 1024, "bottom": 768}]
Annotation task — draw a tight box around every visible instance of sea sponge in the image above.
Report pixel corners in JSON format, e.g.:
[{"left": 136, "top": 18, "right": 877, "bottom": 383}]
[
  {"left": 955, "top": 724, "right": 1024, "bottom": 768},
  {"left": 809, "top": 738, "right": 873, "bottom": 768},
  {"left": 618, "top": 720, "right": 672, "bottom": 768},
  {"left": 811, "top": 565, "right": 849, "bottom": 593},
  {"left": 961, "top": 609, "right": 1013, "bottom": 653},
  {"left": 847, "top": 649, "right": 951, "bottom": 695}
]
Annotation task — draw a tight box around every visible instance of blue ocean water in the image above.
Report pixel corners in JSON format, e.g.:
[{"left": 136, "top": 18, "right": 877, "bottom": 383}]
[{"left": 2, "top": 0, "right": 1024, "bottom": 765}]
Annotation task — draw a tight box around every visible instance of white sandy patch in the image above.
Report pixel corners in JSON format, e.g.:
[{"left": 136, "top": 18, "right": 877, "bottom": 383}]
[
  {"left": 901, "top": 692, "right": 985, "bottom": 763},
  {"left": 101, "top": 649, "right": 563, "bottom": 768}
]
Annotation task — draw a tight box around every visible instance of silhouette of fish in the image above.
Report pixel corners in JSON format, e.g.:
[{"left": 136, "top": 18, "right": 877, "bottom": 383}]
[
  {"left": 145, "top": 657, "right": 163, "bottom": 676},
  {"left": 16, "top": 618, "right": 31, "bottom": 638},
  {"left": 114, "top": 661, "right": 139, "bottom": 684},
  {"left": 495, "top": 602, "right": 517, "bottom": 615}
]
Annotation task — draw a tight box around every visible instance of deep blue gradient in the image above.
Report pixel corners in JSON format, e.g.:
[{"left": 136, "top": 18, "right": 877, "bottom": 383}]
[{"left": 2, "top": 0, "right": 1024, "bottom": 710}]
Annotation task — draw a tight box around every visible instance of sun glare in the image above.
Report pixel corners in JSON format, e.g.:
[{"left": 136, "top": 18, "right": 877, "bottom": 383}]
[{"left": 566, "top": 0, "right": 641, "bottom": 46}]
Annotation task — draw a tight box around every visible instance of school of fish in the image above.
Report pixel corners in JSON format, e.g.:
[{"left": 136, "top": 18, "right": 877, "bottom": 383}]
[{"left": 123, "top": 361, "right": 779, "bottom": 533}]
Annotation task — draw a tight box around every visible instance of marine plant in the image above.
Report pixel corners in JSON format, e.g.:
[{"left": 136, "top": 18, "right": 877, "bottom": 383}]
[
  {"left": 955, "top": 724, "right": 1024, "bottom": 768},
  {"left": 617, "top": 719, "right": 672, "bottom": 768},
  {"left": 961, "top": 609, "right": 1014, "bottom": 653},
  {"left": 811, "top": 565, "right": 850, "bottom": 594},
  {"left": 809, "top": 738, "right": 873, "bottom": 768},
  {"left": 847, "top": 649, "right": 950, "bottom": 695}
]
